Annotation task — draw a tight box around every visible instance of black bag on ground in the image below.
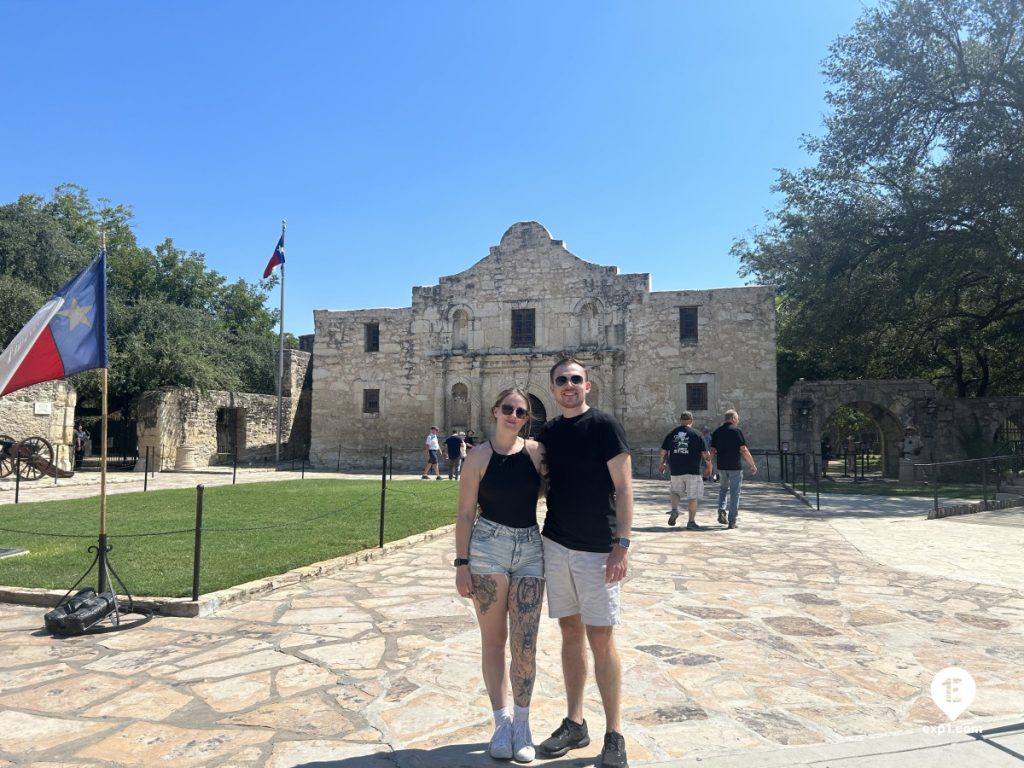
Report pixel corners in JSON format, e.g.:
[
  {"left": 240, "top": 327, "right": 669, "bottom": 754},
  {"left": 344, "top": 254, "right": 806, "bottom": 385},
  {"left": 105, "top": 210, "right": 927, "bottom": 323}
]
[{"left": 44, "top": 587, "right": 116, "bottom": 636}]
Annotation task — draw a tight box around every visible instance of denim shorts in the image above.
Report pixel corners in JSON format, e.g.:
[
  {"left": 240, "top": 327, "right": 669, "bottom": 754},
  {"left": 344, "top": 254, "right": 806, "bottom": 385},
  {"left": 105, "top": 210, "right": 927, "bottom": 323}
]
[{"left": 469, "top": 517, "right": 544, "bottom": 579}]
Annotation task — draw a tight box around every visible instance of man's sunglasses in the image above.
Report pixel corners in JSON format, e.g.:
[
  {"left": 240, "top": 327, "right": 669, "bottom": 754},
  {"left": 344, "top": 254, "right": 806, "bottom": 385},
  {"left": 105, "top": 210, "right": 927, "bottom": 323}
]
[
  {"left": 500, "top": 404, "right": 529, "bottom": 419},
  {"left": 554, "top": 374, "right": 585, "bottom": 386}
]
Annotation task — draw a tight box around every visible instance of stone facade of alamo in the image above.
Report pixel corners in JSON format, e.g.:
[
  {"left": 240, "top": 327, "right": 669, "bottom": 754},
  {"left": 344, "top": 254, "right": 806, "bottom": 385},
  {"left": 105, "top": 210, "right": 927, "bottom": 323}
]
[{"left": 309, "top": 222, "right": 778, "bottom": 470}]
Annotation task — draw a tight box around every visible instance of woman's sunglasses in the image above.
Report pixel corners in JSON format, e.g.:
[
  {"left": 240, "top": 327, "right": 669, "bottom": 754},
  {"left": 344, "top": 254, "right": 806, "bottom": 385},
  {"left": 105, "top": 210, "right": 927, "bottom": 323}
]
[
  {"left": 554, "top": 374, "right": 585, "bottom": 386},
  {"left": 500, "top": 403, "right": 529, "bottom": 419}
]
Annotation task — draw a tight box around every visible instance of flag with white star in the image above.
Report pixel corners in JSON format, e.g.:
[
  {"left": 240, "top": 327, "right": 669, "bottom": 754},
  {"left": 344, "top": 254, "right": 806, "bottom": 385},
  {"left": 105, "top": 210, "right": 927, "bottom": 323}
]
[
  {"left": 263, "top": 233, "right": 285, "bottom": 279},
  {"left": 0, "top": 249, "right": 108, "bottom": 397}
]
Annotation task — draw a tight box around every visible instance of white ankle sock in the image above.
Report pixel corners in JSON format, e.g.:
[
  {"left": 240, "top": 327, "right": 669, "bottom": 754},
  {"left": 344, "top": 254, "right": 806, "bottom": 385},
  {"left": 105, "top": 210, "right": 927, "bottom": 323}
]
[
  {"left": 494, "top": 706, "right": 511, "bottom": 725},
  {"left": 513, "top": 704, "right": 529, "bottom": 723}
]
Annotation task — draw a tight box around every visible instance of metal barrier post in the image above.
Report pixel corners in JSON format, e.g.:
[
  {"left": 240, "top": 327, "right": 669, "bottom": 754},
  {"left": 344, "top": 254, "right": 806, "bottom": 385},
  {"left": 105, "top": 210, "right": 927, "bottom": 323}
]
[
  {"left": 982, "top": 458, "right": 989, "bottom": 509},
  {"left": 379, "top": 453, "right": 387, "bottom": 548},
  {"left": 801, "top": 454, "right": 807, "bottom": 496},
  {"left": 192, "top": 485, "right": 205, "bottom": 601},
  {"left": 301, "top": 457, "right": 306, "bottom": 479},
  {"left": 232, "top": 447, "right": 238, "bottom": 485},
  {"left": 14, "top": 457, "right": 20, "bottom": 503},
  {"left": 337, "top": 441, "right": 343, "bottom": 472},
  {"left": 54, "top": 444, "right": 60, "bottom": 485},
  {"left": 144, "top": 447, "right": 149, "bottom": 492},
  {"left": 813, "top": 459, "right": 820, "bottom": 510},
  {"left": 389, "top": 445, "right": 393, "bottom": 480}
]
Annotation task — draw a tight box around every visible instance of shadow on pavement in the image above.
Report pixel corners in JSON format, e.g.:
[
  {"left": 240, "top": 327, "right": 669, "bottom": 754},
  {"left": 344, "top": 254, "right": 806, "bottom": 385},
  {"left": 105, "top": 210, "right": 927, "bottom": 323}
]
[{"left": 296, "top": 744, "right": 594, "bottom": 767}]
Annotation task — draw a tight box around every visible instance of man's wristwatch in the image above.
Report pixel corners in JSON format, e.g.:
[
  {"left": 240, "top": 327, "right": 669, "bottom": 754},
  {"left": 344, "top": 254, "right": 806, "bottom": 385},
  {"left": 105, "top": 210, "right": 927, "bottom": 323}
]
[
  {"left": 612, "top": 537, "right": 630, "bottom": 549},
  {"left": 453, "top": 558, "right": 470, "bottom": 567}
]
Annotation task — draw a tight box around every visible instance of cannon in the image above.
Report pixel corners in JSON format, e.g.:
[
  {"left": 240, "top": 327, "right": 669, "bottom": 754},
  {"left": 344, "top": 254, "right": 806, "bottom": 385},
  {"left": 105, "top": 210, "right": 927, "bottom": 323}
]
[{"left": 0, "top": 434, "right": 59, "bottom": 480}]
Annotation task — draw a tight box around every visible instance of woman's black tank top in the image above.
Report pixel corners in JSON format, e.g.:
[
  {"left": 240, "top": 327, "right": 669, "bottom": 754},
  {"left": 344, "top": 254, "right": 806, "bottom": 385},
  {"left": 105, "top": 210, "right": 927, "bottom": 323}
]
[{"left": 478, "top": 442, "right": 541, "bottom": 528}]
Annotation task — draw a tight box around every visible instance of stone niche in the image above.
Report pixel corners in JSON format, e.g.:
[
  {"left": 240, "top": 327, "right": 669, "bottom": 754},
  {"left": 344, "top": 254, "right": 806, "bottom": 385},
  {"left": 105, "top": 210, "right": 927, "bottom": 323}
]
[{"left": 0, "top": 380, "right": 77, "bottom": 472}]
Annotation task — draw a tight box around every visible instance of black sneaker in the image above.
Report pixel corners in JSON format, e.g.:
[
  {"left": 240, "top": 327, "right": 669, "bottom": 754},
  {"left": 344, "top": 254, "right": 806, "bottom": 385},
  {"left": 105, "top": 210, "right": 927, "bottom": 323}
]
[
  {"left": 538, "top": 717, "right": 589, "bottom": 758},
  {"left": 717, "top": 510, "right": 727, "bottom": 525},
  {"left": 686, "top": 520, "right": 701, "bottom": 531},
  {"left": 728, "top": 521, "right": 738, "bottom": 529},
  {"left": 600, "top": 731, "right": 628, "bottom": 767},
  {"left": 667, "top": 509, "right": 679, "bottom": 526}
]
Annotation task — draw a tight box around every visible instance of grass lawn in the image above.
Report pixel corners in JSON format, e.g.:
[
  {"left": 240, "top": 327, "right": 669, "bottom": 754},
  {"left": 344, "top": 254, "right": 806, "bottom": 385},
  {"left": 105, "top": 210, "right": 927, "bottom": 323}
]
[
  {"left": 802, "top": 478, "right": 996, "bottom": 499},
  {"left": 0, "top": 479, "right": 459, "bottom": 597}
]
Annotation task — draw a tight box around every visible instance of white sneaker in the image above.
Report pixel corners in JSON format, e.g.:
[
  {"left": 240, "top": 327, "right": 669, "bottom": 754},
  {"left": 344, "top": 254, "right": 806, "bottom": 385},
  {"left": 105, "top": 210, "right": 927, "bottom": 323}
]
[
  {"left": 490, "top": 717, "right": 513, "bottom": 760},
  {"left": 512, "top": 718, "right": 535, "bottom": 762}
]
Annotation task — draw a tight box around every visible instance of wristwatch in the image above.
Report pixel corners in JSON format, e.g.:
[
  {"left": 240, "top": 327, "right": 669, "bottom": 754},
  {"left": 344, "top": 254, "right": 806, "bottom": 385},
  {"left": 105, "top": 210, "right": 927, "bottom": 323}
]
[
  {"left": 612, "top": 537, "right": 630, "bottom": 549},
  {"left": 453, "top": 558, "right": 470, "bottom": 567}
]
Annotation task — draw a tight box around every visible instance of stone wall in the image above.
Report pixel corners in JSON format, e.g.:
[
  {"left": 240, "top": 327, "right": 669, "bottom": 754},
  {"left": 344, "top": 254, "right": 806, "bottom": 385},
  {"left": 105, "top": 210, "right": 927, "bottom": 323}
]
[
  {"left": 0, "top": 380, "right": 77, "bottom": 472},
  {"left": 135, "top": 350, "right": 312, "bottom": 470},
  {"left": 310, "top": 222, "right": 779, "bottom": 471},
  {"left": 781, "top": 380, "right": 1024, "bottom": 476}
]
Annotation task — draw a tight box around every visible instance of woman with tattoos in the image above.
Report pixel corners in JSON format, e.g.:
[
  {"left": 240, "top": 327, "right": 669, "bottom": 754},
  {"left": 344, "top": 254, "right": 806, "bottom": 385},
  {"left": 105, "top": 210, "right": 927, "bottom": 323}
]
[{"left": 455, "top": 387, "right": 545, "bottom": 762}]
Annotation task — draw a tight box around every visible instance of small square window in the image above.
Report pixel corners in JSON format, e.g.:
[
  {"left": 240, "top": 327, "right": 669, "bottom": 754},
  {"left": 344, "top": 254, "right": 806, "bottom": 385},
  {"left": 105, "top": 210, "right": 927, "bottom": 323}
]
[
  {"left": 365, "top": 322, "right": 380, "bottom": 352},
  {"left": 511, "top": 308, "right": 535, "bottom": 347},
  {"left": 679, "top": 307, "right": 698, "bottom": 342},
  {"left": 686, "top": 383, "right": 708, "bottom": 411},
  {"left": 363, "top": 388, "right": 380, "bottom": 414}
]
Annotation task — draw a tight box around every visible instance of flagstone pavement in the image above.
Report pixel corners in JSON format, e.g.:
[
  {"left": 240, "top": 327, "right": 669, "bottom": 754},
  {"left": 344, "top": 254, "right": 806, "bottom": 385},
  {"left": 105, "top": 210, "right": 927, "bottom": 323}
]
[{"left": 1, "top": 474, "right": 1022, "bottom": 767}]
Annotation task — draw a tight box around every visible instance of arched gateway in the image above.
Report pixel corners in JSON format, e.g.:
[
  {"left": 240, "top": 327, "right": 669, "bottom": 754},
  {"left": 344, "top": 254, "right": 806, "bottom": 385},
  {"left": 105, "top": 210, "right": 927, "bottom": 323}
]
[{"left": 780, "top": 379, "right": 940, "bottom": 478}]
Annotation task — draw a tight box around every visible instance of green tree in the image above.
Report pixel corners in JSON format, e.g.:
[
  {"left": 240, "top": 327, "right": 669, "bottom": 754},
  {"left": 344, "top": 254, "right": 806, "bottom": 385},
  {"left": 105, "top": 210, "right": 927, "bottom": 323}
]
[
  {"left": 0, "top": 186, "right": 282, "bottom": 413},
  {"left": 734, "top": 0, "right": 1024, "bottom": 396}
]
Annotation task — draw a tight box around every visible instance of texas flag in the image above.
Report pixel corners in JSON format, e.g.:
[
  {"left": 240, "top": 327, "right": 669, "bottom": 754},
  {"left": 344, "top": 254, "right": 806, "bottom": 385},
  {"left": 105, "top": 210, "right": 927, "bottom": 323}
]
[
  {"left": 0, "top": 250, "right": 108, "bottom": 397},
  {"left": 263, "top": 233, "right": 285, "bottom": 278}
]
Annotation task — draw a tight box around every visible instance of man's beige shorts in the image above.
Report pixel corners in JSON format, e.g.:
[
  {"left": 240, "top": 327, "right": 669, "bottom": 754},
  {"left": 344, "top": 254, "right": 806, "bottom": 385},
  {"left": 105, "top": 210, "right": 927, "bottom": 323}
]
[
  {"left": 542, "top": 537, "right": 619, "bottom": 626},
  {"left": 670, "top": 474, "right": 704, "bottom": 500}
]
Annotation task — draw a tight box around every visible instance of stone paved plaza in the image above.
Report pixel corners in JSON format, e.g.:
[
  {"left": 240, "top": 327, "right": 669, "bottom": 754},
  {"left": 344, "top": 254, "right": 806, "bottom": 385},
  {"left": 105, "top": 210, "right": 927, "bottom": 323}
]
[{"left": 1, "top": 475, "right": 1023, "bottom": 766}]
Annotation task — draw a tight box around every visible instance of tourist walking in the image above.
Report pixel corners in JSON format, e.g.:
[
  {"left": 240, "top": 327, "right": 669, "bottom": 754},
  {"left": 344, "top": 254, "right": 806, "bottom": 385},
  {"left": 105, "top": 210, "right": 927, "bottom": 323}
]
[
  {"left": 709, "top": 409, "right": 758, "bottom": 529},
  {"left": 421, "top": 426, "right": 443, "bottom": 480},
  {"left": 659, "top": 411, "right": 712, "bottom": 529},
  {"left": 445, "top": 429, "right": 464, "bottom": 480},
  {"left": 536, "top": 357, "right": 633, "bottom": 768},
  {"left": 454, "top": 388, "right": 545, "bottom": 762}
]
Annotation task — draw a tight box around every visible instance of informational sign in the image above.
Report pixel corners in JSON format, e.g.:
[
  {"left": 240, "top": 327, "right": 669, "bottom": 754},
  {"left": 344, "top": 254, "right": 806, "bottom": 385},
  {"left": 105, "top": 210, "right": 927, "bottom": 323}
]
[{"left": 33, "top": 401, "right": 52, "bottom": 416}]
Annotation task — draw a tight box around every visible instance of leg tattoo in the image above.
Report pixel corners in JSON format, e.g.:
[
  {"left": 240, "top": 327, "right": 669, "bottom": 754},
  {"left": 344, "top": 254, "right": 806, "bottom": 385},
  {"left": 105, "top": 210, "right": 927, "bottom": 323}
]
[
  {"left": 473, "top": 574, "right": 499, "bottom": 615},
  {"left": 508, "top": 576, "right": 544, "bottom": 706}
]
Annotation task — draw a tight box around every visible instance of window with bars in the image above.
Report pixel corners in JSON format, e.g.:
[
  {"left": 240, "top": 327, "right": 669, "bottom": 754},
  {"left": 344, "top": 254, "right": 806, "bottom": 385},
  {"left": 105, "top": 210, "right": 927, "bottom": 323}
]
[
  {"left": 362, "top": 388, "right": 380, "bottom": 414},
  {"left": 365, "top": 322, "right": 380, "bottom": 352},
  {"left": 511, "top": 308, "right": 535, "bottom": 347},
  {"left": 686, "top": 383, "right": 708, "bottom": 411},
  {"left": 679, "top": 306, "right": 698, "bottom": 342}
]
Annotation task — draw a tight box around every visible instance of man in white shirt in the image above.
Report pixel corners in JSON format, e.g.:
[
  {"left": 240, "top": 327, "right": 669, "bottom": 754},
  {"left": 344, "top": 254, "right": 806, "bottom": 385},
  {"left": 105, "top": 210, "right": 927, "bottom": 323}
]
[{"left": 421, "top": 426, "right": 443, "bottom": 480}]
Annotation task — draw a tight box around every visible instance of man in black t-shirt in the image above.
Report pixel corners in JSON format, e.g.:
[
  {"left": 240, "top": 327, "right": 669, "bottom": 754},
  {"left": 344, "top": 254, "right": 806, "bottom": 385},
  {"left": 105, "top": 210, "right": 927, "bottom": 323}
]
[
  {"left": 710, "top": 409, "right": 758, "bottom": 529},
  {"left": 659, "top": 411, "right": 712, "bottom": 529},
  {"left": 535, "top": 357, "right": 632, "bottom": 768},
  {"left": 444, "top": 429, "right": 464, "bottom": 480}
]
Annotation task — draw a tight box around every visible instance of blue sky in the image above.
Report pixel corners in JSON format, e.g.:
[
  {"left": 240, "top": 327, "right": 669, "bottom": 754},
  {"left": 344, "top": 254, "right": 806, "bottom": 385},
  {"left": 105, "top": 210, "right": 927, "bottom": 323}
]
[{"left": 3, "top": 1, "right": 869, "bottom": 337}]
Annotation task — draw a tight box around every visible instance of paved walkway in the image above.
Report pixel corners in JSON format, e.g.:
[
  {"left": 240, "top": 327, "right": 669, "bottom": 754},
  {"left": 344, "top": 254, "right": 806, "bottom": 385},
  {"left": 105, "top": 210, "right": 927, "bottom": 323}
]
[{"left": 1, "top": 475, "right": 1023, "bottom": 766}]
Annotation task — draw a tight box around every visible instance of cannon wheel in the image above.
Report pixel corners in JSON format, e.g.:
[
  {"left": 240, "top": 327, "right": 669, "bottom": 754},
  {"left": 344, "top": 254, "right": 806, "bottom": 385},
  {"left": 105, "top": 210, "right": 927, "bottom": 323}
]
[
  {"left": 0, "top": 434, "right": 15, "bottom": 479},
  {"left": 14, "top": 436, "right": 54, "bottom": 481}
]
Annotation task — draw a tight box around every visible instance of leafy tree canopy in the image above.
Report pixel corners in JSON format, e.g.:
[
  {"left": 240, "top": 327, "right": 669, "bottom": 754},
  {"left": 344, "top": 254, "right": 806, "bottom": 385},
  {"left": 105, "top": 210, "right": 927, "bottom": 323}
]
[
  {"left": 733, "top": 0, "right": 1024, "bottom": 397},
  {"left": 0, "top": 184, "right": 290, "bottom": 414}
]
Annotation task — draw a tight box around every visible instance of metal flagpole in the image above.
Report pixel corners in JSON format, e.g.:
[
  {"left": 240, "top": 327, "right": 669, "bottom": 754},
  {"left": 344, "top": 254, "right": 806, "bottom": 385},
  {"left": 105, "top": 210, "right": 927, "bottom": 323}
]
[
  {"left": 276, "top": 219, "right": 286, "bottom": 463},
  {"left": 98, "top": 367, "right": 109, "bottom": 590}
]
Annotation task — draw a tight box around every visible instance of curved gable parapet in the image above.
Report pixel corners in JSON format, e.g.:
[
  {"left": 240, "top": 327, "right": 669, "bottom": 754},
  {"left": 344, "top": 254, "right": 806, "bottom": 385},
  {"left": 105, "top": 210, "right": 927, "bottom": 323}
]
[
  {"left": 430, "top": 221, "right": 650, "bottom": 301},
  {"left": 499, "top": 221, "right": 559, "bottom": 250}
]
